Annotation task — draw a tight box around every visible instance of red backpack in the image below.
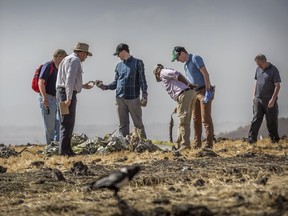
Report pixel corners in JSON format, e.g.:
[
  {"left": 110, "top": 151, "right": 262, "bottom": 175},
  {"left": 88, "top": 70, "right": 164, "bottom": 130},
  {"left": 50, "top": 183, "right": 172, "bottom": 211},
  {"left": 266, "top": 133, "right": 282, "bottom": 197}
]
[{"left": 32, "top": 61, "right": 54, "bottom": 93}]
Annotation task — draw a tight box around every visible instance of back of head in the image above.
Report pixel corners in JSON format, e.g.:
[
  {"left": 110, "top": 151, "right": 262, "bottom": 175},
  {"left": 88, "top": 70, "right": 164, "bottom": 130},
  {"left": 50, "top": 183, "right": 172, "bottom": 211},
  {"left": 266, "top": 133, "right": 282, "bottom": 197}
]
[
  {"left": 53, "top": 49, "right": 68, "bottom": 58},
  {"left": 254, "top": 54, "right": 267, "bottom": 62}
]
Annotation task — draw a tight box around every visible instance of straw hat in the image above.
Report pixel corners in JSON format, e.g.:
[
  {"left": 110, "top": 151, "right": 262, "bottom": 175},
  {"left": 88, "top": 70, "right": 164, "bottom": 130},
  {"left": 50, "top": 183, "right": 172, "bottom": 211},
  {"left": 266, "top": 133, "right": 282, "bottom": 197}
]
[{"left": 74, "top": 42, "right": 92, "bottom": 56}]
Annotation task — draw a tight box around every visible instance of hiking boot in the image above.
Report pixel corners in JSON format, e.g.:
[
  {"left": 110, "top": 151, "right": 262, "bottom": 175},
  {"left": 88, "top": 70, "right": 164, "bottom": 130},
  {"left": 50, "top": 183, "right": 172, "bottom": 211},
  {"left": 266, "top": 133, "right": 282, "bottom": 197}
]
[{"left": 204, "top": 145, "right": 213, "bottom": 150}]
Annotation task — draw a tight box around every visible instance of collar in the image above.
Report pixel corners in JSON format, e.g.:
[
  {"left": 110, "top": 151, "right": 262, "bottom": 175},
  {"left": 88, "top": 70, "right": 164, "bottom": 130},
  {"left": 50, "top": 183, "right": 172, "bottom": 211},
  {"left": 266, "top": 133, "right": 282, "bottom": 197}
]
[
  {"left": 124, "top": 55, "right": 133, "bottom": 63},
  {"left": 186, "top": 54, "right": 193, "bottom": 63}
]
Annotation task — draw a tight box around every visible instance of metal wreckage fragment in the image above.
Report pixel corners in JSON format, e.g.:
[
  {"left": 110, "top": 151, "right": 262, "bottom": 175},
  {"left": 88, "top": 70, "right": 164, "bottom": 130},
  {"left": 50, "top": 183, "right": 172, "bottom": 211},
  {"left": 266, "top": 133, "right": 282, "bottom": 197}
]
[{"left": 43, "top": 128, "right": 161, "bottom": 156}]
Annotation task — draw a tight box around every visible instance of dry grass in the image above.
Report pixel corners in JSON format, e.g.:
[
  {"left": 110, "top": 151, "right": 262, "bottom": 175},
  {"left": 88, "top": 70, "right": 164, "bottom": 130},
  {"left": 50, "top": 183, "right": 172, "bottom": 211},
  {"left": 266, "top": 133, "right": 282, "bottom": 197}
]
[{"left": 0, "top": 139, "right": 288, "bottom": 216}]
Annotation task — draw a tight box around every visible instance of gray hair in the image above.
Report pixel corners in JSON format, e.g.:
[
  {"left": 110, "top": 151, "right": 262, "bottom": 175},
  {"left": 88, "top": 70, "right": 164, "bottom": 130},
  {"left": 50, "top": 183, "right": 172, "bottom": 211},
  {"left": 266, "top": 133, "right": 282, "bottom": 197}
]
[{"left": 255, "top": 54, "right": 267, "bottom": 62}]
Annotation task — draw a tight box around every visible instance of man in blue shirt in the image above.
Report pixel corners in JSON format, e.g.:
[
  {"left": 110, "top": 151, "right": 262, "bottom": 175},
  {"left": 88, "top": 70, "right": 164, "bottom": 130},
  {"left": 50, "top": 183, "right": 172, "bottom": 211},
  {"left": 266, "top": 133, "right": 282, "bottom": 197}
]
[
  {"left": 247, "top": 54, "right": 281, "bottom": 144},
  {"left": 97, "top": 43, "right": 148, "bottom": 138},
  {"left": 171, "top": 46, "right": 214, "bottom": 149},
  {"left": 38, "top": 49, "right": 67, "bottom": 147}
]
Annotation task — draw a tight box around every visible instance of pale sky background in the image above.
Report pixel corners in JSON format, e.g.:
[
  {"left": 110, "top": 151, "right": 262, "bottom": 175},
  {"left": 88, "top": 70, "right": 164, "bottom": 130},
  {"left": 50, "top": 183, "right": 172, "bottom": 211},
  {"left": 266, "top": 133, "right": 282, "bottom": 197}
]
[{"left": 0, "top": 0, "right": 287, "bottom": 143}]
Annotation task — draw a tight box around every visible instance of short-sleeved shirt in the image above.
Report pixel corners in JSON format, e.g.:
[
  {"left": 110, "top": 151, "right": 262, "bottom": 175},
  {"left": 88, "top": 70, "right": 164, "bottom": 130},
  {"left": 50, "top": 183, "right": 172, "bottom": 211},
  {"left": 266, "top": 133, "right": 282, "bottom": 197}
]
[
  {"left": 160, "top": 68, "right": 189, "bottom": 101},
  {"left": 184, "top": 54, "right": 205, "bottom": 87},
  {"left": 107, "top": 56, "right": 148, "bottom": 100},
  {"left": 39, "top": 61, "right": 57, "bottom": 96},
  {"left": 255, "top": 63, "right": 281, "bottom": 99}
]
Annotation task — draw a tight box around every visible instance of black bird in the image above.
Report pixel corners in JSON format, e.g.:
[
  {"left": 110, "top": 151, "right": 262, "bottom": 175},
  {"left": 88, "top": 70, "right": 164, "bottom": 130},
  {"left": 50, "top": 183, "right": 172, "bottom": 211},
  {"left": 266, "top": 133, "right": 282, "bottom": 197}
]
[{"left": 86, "top": 165, "right": 141, "bottom": 196}]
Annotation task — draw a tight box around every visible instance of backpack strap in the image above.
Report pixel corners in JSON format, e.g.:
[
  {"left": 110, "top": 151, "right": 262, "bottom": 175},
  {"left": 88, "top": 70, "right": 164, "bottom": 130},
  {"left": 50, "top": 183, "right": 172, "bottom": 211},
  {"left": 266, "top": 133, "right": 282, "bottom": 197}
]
[{"left": 49, "top": 61, "right": 55, "bottom": 75}]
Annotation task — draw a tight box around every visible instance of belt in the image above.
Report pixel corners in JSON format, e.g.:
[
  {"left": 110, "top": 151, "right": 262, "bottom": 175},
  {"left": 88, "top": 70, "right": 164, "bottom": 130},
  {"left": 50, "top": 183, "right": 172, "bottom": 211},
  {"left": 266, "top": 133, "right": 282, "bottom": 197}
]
[
  {"left": 195, "top": 86, "right": 205, "bottom": 92},
  {"left": 179, "top": 88, "right": 191, "bottom": 96},
  {"left": 57, "top": 87, "right": 77, "bottom": 94},
  {"left": 57, "top": 87, "right": 65, "bottom": 91}
]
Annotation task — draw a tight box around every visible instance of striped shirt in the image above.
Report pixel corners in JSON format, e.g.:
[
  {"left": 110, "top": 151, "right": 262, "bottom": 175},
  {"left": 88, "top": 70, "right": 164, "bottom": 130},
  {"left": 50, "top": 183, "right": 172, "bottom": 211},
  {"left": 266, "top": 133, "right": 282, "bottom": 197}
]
[{"left": 107, "top": 56, "right": 148, "bottom": 99}]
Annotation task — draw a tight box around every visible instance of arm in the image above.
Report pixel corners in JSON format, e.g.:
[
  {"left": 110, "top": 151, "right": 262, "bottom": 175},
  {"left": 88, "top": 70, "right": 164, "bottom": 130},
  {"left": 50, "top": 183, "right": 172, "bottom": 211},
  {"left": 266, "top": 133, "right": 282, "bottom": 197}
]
[
  {"left": 138, "top": 60, "right": 148, "bottom": 98},
  {"left": 64, "top": 59, "right": 79, "bottom": 106},
  {"left": 253, "top": 81, "right": 257, "bottom": 100},
  {"left": 106, "top": 67, "right": 119, "bottom": 90},
  {"left": 38, "top": 79, "right": 48, "bottom": 107},
  {"left": 199, "top": 66, "right": 212, "bottom": 90},
  {"left": 177, "top": 74, "right": 197, "bottom": 89},
  {"left": 268, "top": 83, "right": 280, "bottom": 108}
]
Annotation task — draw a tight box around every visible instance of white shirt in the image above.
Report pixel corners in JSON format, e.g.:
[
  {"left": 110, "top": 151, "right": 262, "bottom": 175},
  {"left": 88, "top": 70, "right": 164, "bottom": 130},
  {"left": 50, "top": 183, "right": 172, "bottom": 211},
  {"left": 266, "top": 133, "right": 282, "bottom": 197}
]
[
  {"left": 56, "top": 53, "right": 83, "bottom": 100},
  {"left": 160, "top": 68, "right": 189, "bottom": 101}
]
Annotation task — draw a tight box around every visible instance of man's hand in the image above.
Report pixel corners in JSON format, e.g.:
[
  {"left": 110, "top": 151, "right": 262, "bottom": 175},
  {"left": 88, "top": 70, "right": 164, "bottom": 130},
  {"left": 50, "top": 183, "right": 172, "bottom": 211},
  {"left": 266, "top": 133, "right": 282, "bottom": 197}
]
[
  {"left": 42, "top": 98, "right": 49, "bottom": 108},
  {"left": 95, "top": 80, "right": 108, "bottom": 90},
  {"left": 140, "top": 92, "right": 148, "bottom": 107},
  {"left": 268, "top": 98, "right": 276, "bottom": 108},
  {"left": 64, "top": 99, "right": 71, "bottom": 107},
  {"left": 140, "top": 98, "right": 147, "bottom": 107},
  {"left": 83, "top": 82, "right": 94, "bottom": 89}
]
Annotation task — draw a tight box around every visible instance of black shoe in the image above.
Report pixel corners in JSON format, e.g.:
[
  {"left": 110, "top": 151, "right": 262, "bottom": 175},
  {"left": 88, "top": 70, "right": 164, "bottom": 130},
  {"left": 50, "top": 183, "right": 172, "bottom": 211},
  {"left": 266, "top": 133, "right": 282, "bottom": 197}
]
[
  {"left": 271, "top": 138, "right": 280, "bottom": 144},
  {"left": 60, "top": 151, "right": 76, "bottom": 157},
  {"left": 247, "top": 138, "right": 256, "bottom": 144}
]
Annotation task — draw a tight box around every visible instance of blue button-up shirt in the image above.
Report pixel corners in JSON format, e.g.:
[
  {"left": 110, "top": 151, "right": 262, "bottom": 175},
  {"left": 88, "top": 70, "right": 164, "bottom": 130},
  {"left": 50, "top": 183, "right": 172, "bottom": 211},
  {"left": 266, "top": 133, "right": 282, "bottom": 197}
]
[{"left": 107, "top": 56, "right": 148, "bottom": 99}]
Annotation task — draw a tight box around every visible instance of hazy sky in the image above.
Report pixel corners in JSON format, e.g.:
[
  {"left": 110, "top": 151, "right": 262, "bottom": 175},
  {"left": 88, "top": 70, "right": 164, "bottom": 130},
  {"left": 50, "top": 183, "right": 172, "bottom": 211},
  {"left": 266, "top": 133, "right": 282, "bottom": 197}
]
[{"left": 1, "top": 0, "right": 287, "bottom": 135}]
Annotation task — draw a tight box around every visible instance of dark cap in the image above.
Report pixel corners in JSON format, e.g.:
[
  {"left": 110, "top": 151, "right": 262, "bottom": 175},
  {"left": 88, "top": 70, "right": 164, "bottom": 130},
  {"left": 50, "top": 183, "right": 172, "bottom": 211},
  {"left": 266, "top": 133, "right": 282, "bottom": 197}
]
[
  {"left": 113, "top": 43, "right": 129, "bottom": 56},
  {"left": 171, "top": 46, "right": 186, "bottom": 62}
]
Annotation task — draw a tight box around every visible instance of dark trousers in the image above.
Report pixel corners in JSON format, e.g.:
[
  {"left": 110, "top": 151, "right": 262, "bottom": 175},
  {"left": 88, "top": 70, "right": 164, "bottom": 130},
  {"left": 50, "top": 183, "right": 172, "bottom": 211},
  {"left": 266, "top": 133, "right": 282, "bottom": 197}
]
[
  {"left": 56, "top": 89, "right": 77, "bottom": 155},
  {"left": 248, "top": 98, "right": 279, "bottom": 142}
]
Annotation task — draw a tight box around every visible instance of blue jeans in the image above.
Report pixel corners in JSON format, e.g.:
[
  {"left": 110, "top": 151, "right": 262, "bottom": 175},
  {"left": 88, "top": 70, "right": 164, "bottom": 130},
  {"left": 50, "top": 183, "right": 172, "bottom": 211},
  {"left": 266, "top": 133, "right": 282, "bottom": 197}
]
[{"left": 39, "top": 94, "right": 60, "bottom": 144}]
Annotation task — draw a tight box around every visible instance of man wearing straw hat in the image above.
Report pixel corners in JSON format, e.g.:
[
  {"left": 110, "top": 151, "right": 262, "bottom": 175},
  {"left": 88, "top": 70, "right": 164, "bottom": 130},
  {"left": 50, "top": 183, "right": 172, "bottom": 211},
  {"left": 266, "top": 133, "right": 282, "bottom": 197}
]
[{"left": 56, "top": 42, "right": 93, "bottom": 156}]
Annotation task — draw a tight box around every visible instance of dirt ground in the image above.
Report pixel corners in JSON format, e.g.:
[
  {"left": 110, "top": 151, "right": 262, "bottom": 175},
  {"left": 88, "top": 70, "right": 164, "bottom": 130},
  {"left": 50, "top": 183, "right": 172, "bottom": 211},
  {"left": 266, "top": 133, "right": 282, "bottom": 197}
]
[{"left": 0, "top": 139, "right": 288, "bottom": 216}]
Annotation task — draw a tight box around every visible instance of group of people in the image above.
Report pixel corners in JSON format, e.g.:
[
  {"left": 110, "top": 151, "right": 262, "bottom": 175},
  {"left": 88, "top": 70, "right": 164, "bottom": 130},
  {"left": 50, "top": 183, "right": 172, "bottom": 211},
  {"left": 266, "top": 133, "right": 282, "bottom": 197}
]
[{"left": 37, "top": 42, "right": 281, "bottom": 156}]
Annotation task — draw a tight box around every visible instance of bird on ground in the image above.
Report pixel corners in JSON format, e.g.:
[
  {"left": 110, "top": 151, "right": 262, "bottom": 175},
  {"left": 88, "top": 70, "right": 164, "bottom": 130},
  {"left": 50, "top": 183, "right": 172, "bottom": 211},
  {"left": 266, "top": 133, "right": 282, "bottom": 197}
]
[{"left": 85, "top": 165, "right": 141, "bottom": 197}]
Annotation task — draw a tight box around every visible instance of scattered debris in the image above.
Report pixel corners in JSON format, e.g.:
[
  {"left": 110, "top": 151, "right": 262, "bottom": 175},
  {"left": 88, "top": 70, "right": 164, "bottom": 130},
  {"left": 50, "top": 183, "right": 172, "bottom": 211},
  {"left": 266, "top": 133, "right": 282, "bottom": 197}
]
[
  {"left": 172, "top": 204, "right": 213, "bottom": 216},
  {"left": 152, "top": 197, "right": 171, "bottom": 205},
  {"left": 42, "top": 129, "right": 162, "bottom": 156},
  {"left": 0, "top": 165, "right": 7, "bottom": 173},
  {"left": 196, "top": 148, "right": 218, "bottom": 157},
  {"left": 30, "top": 161, "right": 45, "bottom": 168},
  {"left": 70, "top": 161, "right": 88, "bottom": 176},
  {"left": 255, "top": 176, "right": 268, "bottom": 185},
  {"left": 51, "top": 168, "right": 66, "bottom": 181},
  {"left": 0, "top": 146, "right": 27, "bottom": 158},
  {"left": 193, "top": 178, "right": 205, "bottom": 187}
]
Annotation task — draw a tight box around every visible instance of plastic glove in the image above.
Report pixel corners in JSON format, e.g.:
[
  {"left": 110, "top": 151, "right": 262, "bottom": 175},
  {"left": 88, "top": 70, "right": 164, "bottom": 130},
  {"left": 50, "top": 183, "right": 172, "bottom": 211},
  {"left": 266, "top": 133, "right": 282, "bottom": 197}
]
[{"left": 203, "top": 89, "right": 214, "bottom": 104}]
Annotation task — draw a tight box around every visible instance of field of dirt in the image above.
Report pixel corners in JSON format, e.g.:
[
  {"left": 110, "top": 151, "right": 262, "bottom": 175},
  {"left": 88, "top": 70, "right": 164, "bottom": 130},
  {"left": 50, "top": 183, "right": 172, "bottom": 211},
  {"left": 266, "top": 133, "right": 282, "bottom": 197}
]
[{"left": 0, "top": 139, "right": 288, "bottom": 216}]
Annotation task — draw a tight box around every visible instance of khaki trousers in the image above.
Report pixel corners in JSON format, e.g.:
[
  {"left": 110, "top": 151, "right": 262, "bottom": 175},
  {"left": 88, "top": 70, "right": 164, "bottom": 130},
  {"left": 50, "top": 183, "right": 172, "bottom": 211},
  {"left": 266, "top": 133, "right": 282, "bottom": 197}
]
[
  {"left": 116, "top": 97, "right": 146, "bottom": 138},
  {"left": 192, "top": 89, "right": 214, "bottom": 148},
  {"left": 176, "top": 89, "right": 196, "bottom": 149}
]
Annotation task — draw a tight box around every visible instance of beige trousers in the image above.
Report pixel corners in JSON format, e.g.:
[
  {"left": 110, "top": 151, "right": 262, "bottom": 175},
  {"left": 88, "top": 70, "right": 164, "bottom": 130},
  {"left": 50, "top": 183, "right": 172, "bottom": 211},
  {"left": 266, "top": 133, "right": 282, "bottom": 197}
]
[{"left": 176, "top": 89, "right": 196, "bottom": 149}]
